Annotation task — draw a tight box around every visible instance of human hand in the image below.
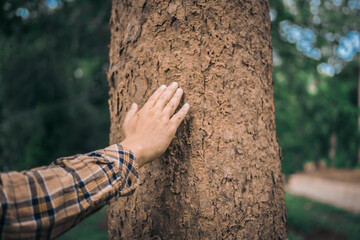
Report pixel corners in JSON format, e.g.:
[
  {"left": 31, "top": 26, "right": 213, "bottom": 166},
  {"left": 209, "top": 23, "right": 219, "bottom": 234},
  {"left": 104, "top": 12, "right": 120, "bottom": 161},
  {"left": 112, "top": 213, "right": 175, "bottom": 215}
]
[{"left": 120, "top": 82, "right": 189, "bottom": 168}]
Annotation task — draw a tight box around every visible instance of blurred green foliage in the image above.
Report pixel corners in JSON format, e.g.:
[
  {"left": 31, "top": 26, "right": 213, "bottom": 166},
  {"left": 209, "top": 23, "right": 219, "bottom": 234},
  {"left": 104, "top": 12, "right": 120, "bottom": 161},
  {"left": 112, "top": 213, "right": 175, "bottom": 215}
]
[{"left": 270, "top": 0, "right": 359, "bottom": 174}]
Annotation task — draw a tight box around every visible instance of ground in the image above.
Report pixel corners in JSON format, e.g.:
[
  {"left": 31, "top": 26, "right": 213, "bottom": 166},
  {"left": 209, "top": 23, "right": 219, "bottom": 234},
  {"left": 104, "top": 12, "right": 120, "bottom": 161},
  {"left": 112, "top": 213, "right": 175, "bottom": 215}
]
[{"left": 287, "top": 169, "right": 360, "bottom": 213}]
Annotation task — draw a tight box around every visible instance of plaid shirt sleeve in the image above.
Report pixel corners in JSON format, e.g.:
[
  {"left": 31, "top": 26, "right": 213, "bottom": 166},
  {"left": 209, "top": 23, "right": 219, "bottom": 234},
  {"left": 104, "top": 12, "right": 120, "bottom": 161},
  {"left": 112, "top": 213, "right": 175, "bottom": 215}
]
[{"left": 0, "top": 144, "right": 139, "bottom": 240}]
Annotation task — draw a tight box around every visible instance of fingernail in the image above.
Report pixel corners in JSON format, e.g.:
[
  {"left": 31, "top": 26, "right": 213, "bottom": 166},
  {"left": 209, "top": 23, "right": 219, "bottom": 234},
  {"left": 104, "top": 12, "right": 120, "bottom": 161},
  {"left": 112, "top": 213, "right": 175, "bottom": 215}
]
[
  {"left": 176, "top": 88, "right": 183, "bottom": 94},
  {"left": 184, "top": 103, "right": 189, "bottom": 108},
  {"left": 171, "top": 82, "right": 178, "bottom": 87},
  {"left": 131, "top": 103, "right": 137, "bottom": 109},
  {"left": 160, "top": 85, "right": 166, "bottom": 89}
]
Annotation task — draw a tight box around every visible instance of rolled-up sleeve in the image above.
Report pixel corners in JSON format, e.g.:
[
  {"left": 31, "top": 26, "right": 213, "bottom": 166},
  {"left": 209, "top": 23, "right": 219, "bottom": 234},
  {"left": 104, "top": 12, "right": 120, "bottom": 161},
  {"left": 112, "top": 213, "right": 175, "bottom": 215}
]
[{"left": 0, "top": 144, "right": 139, "bottom": 240}]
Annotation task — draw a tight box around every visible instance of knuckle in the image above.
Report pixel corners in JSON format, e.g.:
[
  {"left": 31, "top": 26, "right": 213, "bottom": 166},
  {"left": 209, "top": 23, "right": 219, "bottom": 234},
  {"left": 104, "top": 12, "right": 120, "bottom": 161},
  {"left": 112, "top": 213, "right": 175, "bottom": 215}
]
[
  {"left": 168, "top": 122, "right": 176, "bottom": 131},
  {"left": 170, "top": 119, "right": 177, "bottom": 127},
  {"left": 160, "top": 113, "right": 167, "bottom": 120}
]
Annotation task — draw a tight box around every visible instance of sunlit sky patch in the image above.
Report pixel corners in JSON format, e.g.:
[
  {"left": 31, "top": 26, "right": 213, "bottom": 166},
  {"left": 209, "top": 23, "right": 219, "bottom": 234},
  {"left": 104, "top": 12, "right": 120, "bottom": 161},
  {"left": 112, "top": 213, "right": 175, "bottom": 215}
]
[
  {"left": 318, "top": 30, "right": 360, "bottom": 77},
  {"left": 15, "top": 0, "right": 63, "bottom": 20},
  {"left": 311, "top": 6, "right": 319, "bottom": 15},
  {"left": 318, "top": 63, "right": 335, "bottom": 77},
  {"left": 326, "top": 33, "right": 334, "bottom": 41},
  {"left": 16, "top": 8, "right": 29, "bottom": 20},
  {"left": 310, "top": 0, "right": 321, "bottom": 24},
  {"left": 280, "top": 21, "right": 321, "bottom": 60},
  {"left": 313, "top": 16, "right": 321, "bottom": 24},
  {"left": 270, "top": 9, "right": 277, "bottom": 22},
  {"left": 348, "top": 0, "right": 360, "bottom": 9},
  {"left": 336, "top": 31, "right": 360, "bottom": 61},
  {"left": 311, "top": 0, "right": 321, "bottom": 6},
  {"left": 332, "top": 0, "right": 343, "bottom": 6},
  {"left": 46, "top": 0, "right": 62, "bottom": 9}
]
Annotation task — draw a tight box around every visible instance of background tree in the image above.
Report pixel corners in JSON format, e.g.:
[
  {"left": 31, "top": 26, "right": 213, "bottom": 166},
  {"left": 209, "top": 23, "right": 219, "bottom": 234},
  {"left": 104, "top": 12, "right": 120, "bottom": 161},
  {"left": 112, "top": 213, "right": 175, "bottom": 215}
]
[{"left": 107, "top": 0, "right": 286, "bottom": 239}]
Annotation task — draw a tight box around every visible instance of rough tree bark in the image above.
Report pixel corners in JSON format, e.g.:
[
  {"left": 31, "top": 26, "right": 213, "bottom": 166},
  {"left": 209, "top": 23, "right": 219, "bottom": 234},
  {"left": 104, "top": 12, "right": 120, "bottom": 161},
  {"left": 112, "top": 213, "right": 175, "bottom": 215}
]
[{"left": 107, "top": 0, "right": 287, "bottom": 239}]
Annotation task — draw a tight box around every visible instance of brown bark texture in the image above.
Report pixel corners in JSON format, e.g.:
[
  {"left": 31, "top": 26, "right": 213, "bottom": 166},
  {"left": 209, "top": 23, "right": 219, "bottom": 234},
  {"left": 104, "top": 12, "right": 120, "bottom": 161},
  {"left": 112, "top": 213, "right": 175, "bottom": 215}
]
[{"left": 107, "top": 0, "right": 287, "bottom": 239}]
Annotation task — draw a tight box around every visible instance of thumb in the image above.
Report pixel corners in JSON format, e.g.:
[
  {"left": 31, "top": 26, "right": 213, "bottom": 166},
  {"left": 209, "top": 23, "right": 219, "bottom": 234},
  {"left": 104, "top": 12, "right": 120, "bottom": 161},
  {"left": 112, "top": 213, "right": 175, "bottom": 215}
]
[{"left": 124, "top": 103, "right": 138, "bottom": 123}]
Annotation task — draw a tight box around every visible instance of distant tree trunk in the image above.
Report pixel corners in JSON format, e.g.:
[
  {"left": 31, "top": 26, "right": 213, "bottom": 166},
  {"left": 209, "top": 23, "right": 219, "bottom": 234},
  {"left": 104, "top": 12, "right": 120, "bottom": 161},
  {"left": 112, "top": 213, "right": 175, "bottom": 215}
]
[
  {"left": 329, "top": 129, "right": 337, "bottom": 167},
  {"left": 358, "top": 54, "right": 360, "bottom": 164},
  {"left": 107, "top": 0, "right": 287, "bottom": 239}
]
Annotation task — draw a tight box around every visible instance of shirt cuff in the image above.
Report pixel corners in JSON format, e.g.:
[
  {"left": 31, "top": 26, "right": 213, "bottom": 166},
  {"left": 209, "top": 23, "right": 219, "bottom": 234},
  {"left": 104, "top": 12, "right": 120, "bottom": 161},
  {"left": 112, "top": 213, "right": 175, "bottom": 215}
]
[{"left": 102, "top": 144, "right": 140, "bottom": 197}]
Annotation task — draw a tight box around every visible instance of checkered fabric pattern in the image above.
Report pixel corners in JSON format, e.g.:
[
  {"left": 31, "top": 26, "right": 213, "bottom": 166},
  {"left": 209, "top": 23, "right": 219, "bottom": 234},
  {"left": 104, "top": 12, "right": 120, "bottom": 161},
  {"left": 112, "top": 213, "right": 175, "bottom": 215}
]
[{"left": 0, "top": 144, "right": 139, "bottom": 240}]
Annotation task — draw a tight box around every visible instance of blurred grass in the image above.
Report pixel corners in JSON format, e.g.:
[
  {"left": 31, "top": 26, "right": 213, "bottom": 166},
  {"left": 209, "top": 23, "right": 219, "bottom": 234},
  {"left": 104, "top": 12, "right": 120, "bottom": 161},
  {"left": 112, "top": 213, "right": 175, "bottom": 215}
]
[
  {"left": 57, "top": 206, "right": 108, "bottom": 240},
  {"left": 286, "top": 192, "right": 360, "bottom": 240}
]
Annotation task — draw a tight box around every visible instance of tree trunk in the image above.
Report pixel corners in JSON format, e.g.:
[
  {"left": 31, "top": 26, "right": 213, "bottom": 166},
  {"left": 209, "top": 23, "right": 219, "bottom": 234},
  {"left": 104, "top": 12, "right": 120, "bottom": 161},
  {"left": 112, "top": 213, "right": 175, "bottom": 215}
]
[
  {"left": 107, "top": 0, "right": 287, "bottom": 239},
  {"left": 329, "top": 129, "right": 336, "bottom": 167},
  {"left": 358, "top": 53, "right": 360, "bottom": 164}
]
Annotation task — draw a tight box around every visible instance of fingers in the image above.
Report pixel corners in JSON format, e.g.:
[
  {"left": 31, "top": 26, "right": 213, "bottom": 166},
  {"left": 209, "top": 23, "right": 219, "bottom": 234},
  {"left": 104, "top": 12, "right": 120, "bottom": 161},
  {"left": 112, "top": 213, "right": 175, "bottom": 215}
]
[
  {"left": 155, "top": 82, "right": 178, "bottom": 110},
  {"left": 162, "top": 88, "right": 183, "bottom": 118},
  {"left": 124, "top": 103, "right": 138, "bottom": 123},
  {"left": 170, "top": 103, "right": 190, "bottom": 128},
  {"left": 143, "top": 85, "right": 167, "bottom": 109}
]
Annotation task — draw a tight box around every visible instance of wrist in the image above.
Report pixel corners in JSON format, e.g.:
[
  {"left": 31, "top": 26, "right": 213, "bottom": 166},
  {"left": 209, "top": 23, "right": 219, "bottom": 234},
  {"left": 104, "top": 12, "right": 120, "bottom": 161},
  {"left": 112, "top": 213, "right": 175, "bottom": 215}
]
[{"left": 120, "top": 139, "right": 145, "bottom": 168}]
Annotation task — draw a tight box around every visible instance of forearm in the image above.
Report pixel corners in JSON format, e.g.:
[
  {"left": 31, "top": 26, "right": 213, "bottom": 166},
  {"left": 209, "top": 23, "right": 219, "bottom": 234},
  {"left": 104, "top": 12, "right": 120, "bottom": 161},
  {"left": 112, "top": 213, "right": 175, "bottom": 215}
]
[
  {"left": 0, "top": 144, "right": 139, "bottom": 240},
  {"left": 0, "top": 83, "right": 189, "bottom": 239}
]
